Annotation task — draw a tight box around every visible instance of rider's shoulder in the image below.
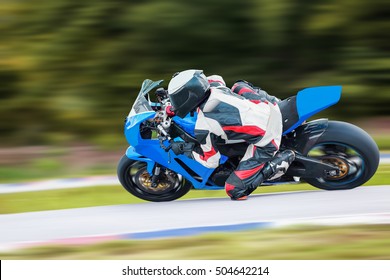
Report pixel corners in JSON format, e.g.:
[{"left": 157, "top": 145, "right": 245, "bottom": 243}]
[{"left": 211, "top": 86, "right": 246, "bottom": 100}]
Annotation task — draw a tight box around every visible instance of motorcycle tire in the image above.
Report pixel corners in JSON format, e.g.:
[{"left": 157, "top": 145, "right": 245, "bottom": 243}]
[
  {"left": 117, "top": 155, "right": 192, "bottom": 202},
  {"left": 304, "top": 121, "right": 379, "bottom": 190}
]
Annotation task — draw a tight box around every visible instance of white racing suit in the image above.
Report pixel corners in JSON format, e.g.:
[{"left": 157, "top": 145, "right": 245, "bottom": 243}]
[{"left": 192, "top": 75, "right": 285, "bottom": 199}]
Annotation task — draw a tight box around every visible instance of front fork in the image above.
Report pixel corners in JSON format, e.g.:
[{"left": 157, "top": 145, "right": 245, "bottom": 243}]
[{"left": 150, "top": 165, "right": 161, "bottom": 187}]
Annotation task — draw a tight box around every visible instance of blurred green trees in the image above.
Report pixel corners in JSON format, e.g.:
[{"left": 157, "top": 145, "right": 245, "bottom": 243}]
[{"left": 0, "top": 0, "right": 389, "bottom": 146}]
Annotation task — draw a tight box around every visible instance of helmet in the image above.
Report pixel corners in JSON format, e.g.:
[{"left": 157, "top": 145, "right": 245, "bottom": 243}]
[{"left": 168, "top": 69, "right": 210, "bottom": 118}]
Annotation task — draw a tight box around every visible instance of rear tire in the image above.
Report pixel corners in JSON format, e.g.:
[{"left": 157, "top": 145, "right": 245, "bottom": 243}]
[
  {"left": 117, "top": 155, "right": 192, "bottom": 202},
  {"left": 304, "top": 121, "right": 379, "bottom": 190}
]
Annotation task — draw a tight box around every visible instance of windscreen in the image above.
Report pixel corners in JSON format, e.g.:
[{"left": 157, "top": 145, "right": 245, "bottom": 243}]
[{"left": 128, "top": 79, "right": 164, "bottom": 117}]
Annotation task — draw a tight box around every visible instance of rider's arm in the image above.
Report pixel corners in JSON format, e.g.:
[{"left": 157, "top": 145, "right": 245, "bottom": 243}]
[
  {"left": 232, "top": 80, "right": 281, "bottom": 104},
  {"left": 207, "top": 75, "right": 226, "bottom": 88},
  {"left": 258, "top": 89, "right": 281, "bottom": 104},
  {"left": 192, "top": 110, "right": 221, "bottom": 169}
]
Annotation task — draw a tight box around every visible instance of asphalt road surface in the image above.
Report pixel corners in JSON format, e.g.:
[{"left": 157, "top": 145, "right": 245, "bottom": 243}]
[{"left": 1, "top": 186, "right": 389, "bottom": 249}]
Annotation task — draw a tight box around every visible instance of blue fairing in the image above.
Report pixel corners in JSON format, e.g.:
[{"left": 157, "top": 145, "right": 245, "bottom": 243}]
[
  {"left": 125, "top": 111, "right": 156, "bottom": 147},
  {"left": 284, "top": 85, "right": 342, "bottom": 134},
  {"left": 173, "top": 112, "right": 198, "bottom": 137},
  {"left": 126, "top": 146, "right": 156, "bottom": 174},
  {"left": 125, "top": 111, "right": 223, "bottom": 190}
]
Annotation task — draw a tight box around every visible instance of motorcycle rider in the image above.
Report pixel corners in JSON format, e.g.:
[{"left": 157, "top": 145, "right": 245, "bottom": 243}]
[{"left": 168, "top": 70, "right": 295, "bottom": 200}]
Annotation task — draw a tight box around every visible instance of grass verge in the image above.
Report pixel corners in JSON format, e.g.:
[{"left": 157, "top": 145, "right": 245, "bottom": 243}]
[{"left": 1, "top": 224, "right": 389, "bottom": 259}]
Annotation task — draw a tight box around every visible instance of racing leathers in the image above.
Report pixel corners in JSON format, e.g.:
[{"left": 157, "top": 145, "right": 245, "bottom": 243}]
[{"left": 192, "top": 75, "right": 294, "bottom": 200}]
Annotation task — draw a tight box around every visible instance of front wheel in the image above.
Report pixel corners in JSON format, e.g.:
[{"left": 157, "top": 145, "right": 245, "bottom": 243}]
[
  {"left": 304, "top": 121, "right": 379, "bottom": 190},
  {"left": 117, "top": 155, "right": 192, "bottom": 202}
]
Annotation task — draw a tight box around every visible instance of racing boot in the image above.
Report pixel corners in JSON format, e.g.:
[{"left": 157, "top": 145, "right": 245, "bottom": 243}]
[
  {"left": 257, "top": 150, "right": 296, "bottom": 184},
  {"left": 246, "top": 149, "right": 295, "bottom": 191}
]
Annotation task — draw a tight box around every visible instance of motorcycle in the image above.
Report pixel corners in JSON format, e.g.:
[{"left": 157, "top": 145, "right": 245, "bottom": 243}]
[{"left": 117, "top": 79, "right": 380, "bottom": 202}]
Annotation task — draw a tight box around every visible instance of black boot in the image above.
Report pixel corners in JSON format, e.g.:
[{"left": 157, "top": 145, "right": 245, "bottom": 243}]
[{"left": 261, "top": 150, "right": 295, "bottom": 181}]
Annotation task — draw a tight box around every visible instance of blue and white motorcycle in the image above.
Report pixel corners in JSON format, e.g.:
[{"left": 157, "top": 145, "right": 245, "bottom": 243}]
[{"left": 118, "top": 79, "right": 379, "bottom": 202}]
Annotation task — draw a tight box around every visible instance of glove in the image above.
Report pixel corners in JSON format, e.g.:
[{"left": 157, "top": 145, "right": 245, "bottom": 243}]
[{"left": 171, "top": 142, "right": 195, "bottom": 157}]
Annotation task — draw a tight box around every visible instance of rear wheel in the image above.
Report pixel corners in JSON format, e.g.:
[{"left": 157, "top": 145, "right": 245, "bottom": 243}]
[
  {"left": 304, "top": 121, "right": 379, "bottom": 190},
  {"left": 117, "top": 155, "right": 192, "bottom": 202}
]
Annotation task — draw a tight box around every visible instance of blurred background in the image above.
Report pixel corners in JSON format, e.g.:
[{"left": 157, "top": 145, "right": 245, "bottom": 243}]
[
  {"left": 0, "top": 0, "right": 389, "bottom": 179},
  {"left": 0, "top": 0, "right": 390, "bottom": 260}
]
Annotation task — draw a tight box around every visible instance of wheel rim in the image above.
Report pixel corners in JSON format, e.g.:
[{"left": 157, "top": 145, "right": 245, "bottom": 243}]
[
  {"left": 307, "top": 142, "right": 365, "bottom": 186},
  {"left": 125, "top": 162, "right": 183, "bottom": 195},
  {"left": 321, "top": 156, "right": 350, "bottom": 180}
]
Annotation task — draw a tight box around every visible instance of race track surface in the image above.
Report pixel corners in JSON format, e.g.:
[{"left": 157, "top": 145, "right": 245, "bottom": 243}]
[{"left": 1, "top": 186, "right": 390, "bottom": 249}]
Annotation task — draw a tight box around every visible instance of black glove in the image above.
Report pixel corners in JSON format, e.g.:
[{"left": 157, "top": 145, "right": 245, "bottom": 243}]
[{"left": 171, "top": 142, "right": 195, "bottom": 157}]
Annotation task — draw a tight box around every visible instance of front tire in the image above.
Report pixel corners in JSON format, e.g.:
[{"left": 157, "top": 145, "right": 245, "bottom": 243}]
[
  {"left": 304, "top": 121, "right": 379, "bottom": 190},
  {"left": 117, "top": 155, "right": 192, "bottom": 202}
]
